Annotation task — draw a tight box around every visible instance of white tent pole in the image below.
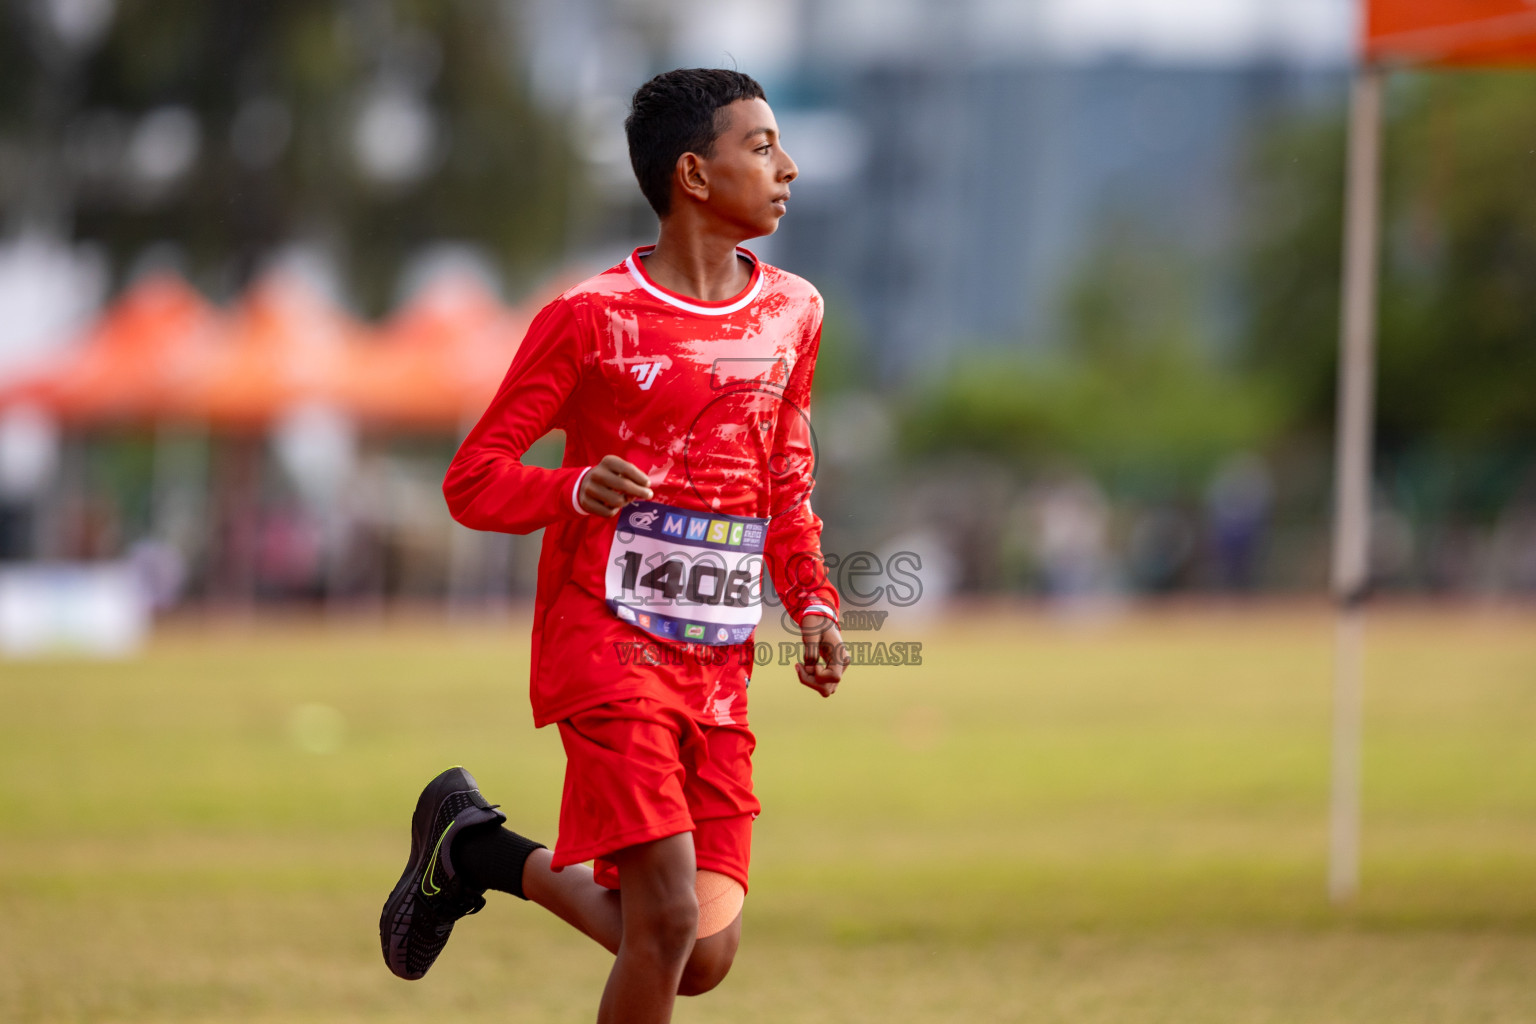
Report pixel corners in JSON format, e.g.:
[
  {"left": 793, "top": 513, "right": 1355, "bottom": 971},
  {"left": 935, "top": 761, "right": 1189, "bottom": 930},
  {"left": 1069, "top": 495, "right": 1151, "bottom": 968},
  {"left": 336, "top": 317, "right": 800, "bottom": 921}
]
[{"left": 1329, "top": 63, "right": 1384, "bottom": 905}]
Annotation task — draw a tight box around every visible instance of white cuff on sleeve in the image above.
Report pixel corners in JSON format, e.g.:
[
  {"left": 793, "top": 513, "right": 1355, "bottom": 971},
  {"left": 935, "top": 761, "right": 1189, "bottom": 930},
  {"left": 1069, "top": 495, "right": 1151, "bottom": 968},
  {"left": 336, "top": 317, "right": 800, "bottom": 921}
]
[
  {"left": 800, "top": 604, "right": 838, "bottom": 625},
  {"left": 571, "top": 466, "right": 593, "bottom": 515}
]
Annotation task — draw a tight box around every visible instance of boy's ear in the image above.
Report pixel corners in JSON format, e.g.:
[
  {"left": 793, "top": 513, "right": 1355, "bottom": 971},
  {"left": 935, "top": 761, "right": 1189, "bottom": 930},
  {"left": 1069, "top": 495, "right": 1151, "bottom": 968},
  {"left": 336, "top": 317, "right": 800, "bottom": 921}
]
[{"left": 675, "top": 151, "right": 709, "bottom": 205}]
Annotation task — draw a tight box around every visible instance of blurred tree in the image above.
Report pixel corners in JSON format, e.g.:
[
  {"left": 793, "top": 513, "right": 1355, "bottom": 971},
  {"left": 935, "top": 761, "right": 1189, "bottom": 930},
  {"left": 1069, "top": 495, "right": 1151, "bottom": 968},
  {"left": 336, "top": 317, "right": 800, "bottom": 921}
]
[
  {"left": 1, "top": 0, "right": 584, "bottom": 312},
  {"left": 900, "top": 225, "right": 1282, "bottom": 488},
  {"left": 1240, "top": 71, "right": 1536, "bottom": 455}
]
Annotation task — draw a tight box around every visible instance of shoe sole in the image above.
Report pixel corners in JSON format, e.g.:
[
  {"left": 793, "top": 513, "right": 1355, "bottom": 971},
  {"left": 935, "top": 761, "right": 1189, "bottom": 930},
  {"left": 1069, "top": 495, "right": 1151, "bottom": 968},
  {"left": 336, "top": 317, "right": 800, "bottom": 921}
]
[{"left": 379, "top": 765, "right": 502, "bottom": 980}]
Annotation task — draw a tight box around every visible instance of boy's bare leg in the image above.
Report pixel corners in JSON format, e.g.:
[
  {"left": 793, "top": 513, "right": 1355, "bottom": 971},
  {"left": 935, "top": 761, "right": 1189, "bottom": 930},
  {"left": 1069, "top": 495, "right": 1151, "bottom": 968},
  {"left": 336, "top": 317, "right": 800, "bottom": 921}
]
[
  {"left": 522, "top": 846, "right": 741, "bottom": 995},
  {"left": 589, "top": 833, "right": 697, "bottom": 1024},
  {"left": 677, "top": 914, "right": 740, "bottom": 997},
  {"left": 522, "top": 850, "right": 623, "bottom": 951}
]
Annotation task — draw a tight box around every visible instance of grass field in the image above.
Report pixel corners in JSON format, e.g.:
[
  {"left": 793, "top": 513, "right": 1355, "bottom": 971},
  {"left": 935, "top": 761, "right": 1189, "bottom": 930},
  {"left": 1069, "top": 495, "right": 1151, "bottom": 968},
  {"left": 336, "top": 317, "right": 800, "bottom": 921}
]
[{"left": 2, "top": 603, "right": 1534, "bottom": 1023}]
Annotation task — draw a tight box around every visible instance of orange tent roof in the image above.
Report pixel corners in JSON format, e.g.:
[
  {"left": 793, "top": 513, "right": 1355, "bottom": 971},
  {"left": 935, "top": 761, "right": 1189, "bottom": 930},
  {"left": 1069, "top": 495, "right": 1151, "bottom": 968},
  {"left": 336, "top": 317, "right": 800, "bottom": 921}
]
[
  {"left": 164, "top": 272, "right": 373, "bottom": 430},
  {"left": 0, "top": 273, "right": 221, "bottom": 426},
  {"left": 354, "top": 273, "right": 532, "bottom": 431},
  {"left": 1367, "top": 0, "right": 1536, "bottom": 65},
  {"left": 0, "top": 266, "right": 586, "bottom": 433}
]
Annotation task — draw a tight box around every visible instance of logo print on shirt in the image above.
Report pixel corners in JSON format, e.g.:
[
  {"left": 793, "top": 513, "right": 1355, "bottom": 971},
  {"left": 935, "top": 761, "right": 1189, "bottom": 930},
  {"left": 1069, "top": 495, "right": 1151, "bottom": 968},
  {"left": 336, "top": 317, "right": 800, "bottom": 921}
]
[
  {"left": 627, "top": 508, "right": 660, "bottom": 530},
  {"left": 630, "top": 361, "right": 663, "bottom": 390},
  {"left": 704, "top": 681, "right": 738, "bottom": 725},
  {"left": 685, "top": 518, "right": 709, "bottom": 541},
  {"left": 661, "top": 514, "right": 686, "bottom": 538}
]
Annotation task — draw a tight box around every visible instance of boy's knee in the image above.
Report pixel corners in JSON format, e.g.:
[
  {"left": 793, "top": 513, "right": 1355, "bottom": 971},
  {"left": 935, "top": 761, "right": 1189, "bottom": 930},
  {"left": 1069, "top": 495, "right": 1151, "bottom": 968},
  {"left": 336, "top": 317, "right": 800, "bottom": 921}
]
[
  {"left": 613, "top": 833, "right": 699, "bottom": 964},
  {"left": 633, "top": 891, "right": 699, "bottom": 963},
  {"left": 678, "top": 938, "right": 735, "bottom": 996}
]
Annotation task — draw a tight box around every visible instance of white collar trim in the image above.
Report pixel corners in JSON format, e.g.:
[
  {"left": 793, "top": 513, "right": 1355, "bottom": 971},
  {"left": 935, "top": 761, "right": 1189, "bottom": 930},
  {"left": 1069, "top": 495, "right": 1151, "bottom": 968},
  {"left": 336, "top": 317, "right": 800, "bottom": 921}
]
[{"left": 625, "top": 247, "right": 763, "bottom": 316}]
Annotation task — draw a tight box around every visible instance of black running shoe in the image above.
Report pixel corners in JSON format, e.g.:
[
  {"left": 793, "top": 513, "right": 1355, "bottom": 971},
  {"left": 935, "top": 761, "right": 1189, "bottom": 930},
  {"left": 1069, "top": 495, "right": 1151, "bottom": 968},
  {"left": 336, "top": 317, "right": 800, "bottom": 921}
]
[{"left": 380, "top": 766, "right": 507, "bottom": 980}]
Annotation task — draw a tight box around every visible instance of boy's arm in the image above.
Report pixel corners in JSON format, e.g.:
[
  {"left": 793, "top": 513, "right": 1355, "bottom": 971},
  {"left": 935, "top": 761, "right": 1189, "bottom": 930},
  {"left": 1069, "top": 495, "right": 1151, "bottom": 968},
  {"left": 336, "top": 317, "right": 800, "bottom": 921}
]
[
  {"left": 763, "top": 319, "right": 839, "bottom": 626},
  {"left": 443, "top": 297, "right": 594, "bottom": 535},
  {"left": 767, "top": 494, "right": 847, "bottom": 696},
  {"left": 765, "top": 500, "right": 839, "bottom": 626},
  {"left": 763, "top": 316, "right": 847, "bottom": 694}
]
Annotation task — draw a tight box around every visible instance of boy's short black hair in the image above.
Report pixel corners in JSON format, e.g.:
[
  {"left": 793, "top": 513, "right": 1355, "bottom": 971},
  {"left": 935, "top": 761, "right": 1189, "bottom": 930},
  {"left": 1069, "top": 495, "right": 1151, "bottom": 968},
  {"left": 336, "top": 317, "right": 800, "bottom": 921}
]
[{"left": 625, "top": 68, "right": 766, "bottom": 217}]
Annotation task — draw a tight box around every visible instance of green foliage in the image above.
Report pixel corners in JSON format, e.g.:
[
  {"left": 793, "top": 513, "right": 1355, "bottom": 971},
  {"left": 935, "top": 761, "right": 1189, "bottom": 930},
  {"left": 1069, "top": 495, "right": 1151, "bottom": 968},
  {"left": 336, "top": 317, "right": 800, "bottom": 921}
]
[
  {"left": 9, "top": 1, "right": 583, "bottom": 313},
  {"left": 1241, "top": 71, "right": 1536, "bottom": 452},
  {"left": 901, "top": 229, "right": 1282, "bottom": 485},
  {"left": 805, "top": 291, "right": 864, "bottom": 396}
]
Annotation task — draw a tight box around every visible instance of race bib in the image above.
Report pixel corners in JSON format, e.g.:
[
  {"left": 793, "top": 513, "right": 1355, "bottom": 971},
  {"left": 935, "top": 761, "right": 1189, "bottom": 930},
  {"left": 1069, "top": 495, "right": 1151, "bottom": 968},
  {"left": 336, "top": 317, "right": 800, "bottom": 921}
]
[{"left": 605, "top": 500, "right": 767, "bottom": 646}]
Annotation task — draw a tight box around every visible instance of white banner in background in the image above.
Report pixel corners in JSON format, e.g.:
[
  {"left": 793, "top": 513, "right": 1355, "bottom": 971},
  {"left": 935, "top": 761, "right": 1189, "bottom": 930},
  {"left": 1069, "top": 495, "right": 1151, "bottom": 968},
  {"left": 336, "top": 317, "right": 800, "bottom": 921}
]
[{"left": 0, "top": 562, "right": 149, "bottom": 658}]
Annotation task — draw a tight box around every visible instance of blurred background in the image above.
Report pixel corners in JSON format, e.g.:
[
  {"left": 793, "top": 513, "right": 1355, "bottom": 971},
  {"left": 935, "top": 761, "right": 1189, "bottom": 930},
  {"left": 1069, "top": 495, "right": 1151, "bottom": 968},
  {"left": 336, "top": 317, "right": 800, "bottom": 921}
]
[
  {"left": 1, "top": 0, "right": 1532, "bottom": 634},
  {"left": 2, "top": 3, "right": 1535, "bottom": 1023}
]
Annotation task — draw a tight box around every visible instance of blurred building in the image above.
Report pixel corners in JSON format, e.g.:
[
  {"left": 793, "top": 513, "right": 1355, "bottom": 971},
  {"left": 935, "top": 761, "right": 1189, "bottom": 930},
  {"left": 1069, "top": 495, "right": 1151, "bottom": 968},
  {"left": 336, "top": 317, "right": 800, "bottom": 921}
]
[{"left": 773, "top": 60, "right": 1344, "bottom": 382}]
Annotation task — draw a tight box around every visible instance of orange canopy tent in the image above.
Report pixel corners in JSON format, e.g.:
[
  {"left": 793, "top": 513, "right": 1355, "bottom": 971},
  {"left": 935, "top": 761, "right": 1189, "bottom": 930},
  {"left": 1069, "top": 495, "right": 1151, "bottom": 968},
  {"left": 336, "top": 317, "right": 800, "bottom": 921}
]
[
  {"left": 1326, "top": 0, "right": 1536, "bottom": 904},
  {"left": 357, "top": 271, "right": 587, "bottom": 432},
  {"left": 161, "top": 271, "right": 373, "bottom": 431},
  {"left": 353, "top": 273, "right": 531, "bottom": 432},
  {"left": 0, "top": 268, "right": 566, "bottom": 434},
  {"left": 0, "top": 273, "right": 221, "bottom": 426}
]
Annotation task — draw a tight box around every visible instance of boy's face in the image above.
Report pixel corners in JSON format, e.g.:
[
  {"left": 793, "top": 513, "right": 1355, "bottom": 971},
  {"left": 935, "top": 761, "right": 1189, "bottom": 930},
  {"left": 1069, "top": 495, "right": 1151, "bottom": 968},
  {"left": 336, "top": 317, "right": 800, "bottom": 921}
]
[{"left": 685, "top": 97, "right": 798, "bottom": 237}]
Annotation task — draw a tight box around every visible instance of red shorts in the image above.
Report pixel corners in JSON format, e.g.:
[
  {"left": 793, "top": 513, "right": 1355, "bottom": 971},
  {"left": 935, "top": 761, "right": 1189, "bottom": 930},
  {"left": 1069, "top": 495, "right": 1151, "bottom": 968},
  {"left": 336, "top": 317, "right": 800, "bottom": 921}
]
[{"left": 551, "top": 695, "right": 760, "bottom": 891}]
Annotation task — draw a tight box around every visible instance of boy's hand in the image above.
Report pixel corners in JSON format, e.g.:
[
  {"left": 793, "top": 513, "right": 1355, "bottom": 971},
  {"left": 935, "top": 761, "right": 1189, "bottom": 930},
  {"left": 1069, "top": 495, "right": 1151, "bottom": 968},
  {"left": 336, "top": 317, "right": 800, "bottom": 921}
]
[
  {"left": 579, "top": 455, "right": 653, "bottom": 516},
  {"left": 796, "top": 613, "right": 848, "bottom": 697}
]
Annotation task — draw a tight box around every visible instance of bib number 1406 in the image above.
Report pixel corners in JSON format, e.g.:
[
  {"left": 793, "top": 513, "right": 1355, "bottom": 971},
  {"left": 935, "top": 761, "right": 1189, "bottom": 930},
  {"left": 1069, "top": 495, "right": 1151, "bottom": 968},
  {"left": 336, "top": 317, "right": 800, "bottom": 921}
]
[{"left": 617, "top": 552, "right": 755, "bottom": 607}]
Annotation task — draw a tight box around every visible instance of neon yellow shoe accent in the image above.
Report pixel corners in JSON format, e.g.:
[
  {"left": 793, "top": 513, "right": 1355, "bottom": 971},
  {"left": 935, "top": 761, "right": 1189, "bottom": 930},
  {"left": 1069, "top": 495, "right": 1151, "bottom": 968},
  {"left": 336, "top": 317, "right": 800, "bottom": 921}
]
[{"left": 422, "top": 817, "right": 456, "bottom": 897}]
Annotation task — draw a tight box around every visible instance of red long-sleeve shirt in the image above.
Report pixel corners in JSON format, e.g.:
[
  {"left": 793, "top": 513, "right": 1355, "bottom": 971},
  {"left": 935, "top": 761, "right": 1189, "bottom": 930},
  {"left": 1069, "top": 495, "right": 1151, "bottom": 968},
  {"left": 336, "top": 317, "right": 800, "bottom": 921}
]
[{"left": 444, "top": 246, "right": 840, "bottom": 726}]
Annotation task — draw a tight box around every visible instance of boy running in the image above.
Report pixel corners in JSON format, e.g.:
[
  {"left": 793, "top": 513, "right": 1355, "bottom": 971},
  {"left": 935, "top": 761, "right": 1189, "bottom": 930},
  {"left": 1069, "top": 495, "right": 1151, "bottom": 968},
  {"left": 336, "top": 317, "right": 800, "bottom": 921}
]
[{"left": 379, "top": 69, "right": 848, "bottom": 1023}]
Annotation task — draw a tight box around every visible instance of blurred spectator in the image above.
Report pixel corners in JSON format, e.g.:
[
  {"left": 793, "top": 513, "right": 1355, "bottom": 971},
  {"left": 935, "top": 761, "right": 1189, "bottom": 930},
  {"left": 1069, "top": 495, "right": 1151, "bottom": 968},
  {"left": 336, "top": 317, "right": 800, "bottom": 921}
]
[
  {"left": 0, "top": 504, "right": 30, "bottom": 561},
  {"left": 254, "top": 508, "right": 323, "bottom": 601},
  {"left": 127, "top": 537, "right": 186, "bottom": 611},
  {"left": 1499, "top": 511, "right": 1536, "bottom": 593},
  {"left": 1028, "top": 474, "right": 1120, "bottom": 602},
  {"left": 59, "top": 492, "right": 119, "bottom": 561},
  {"left": 1370, "top": 500, "right": 1416, "bottom": 591},
  {"left": 1205, "top": 453, "right": 1272, "bottom": 591},
  {"left": 0, "top": 405, "right": 61, "bottom": 560},
  {"left": 1127, "top": 503, "right": 1195, "bottom": 593}
]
